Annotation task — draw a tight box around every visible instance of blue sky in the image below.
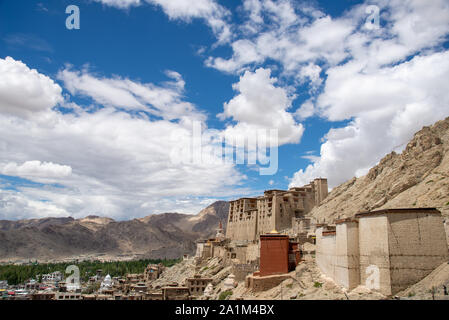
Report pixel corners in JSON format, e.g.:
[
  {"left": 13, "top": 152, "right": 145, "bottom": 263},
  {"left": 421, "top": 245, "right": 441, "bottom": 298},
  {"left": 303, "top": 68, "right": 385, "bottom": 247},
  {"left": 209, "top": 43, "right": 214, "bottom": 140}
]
[{"left": 0, "top": 0, "right": 449, "bottom": 220}]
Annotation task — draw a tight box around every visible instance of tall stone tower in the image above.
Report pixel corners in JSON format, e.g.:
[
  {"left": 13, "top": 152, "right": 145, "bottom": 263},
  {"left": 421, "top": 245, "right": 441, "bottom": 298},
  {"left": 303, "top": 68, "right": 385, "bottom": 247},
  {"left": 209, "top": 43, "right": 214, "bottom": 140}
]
[{"left": 313, "top": 178, "right": 328, "bottom": 205}]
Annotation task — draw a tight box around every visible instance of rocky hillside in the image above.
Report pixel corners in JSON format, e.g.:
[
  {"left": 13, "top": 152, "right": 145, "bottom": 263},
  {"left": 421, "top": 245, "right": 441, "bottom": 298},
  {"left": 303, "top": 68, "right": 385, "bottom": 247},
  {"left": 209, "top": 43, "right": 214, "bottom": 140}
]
[
  {"left": 0, "top": 201, "right": 229, "bottom": 263},
  {"left": 310, "top": 117, "right": 449, "bottom": 223}
]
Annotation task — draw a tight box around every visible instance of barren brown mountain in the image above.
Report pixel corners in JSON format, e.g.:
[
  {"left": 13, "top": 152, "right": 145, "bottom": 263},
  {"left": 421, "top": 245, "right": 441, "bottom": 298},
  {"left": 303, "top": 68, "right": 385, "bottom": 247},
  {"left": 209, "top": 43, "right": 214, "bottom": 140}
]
[{"left": 0, "top": 201, "right": 229, "bottom": 262}]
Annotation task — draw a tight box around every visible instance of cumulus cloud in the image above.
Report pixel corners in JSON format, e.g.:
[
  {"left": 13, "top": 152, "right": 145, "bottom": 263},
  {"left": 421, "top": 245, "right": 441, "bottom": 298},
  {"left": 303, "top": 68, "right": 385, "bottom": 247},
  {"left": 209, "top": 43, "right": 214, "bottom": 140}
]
[
  {"left": 0, "top": 189, "right": 70, "bottom": 220},
  {"left": 93, "top": 0, "right": 231, "bottom": 43},
  {"left": 294, "top": 100, "right": 314, "bottom": 121},
  {"left": 290, "top": 51, "right": 449, "bottom": 188},
  {"left": 146, "top": 0, "right": 231, "bottom": 42},
  {"left": 0, "top": 107, "right": 249, "bottom": 219},
  {"left": 206, "top": 2, "right": 353, "bottom": 74},
  {"left": 1, "top": 161, "right": 72, "bottom": 183},
  {"left": 0, "top": 57, "right": 248, "bottom": 220},
  {"left": 219, "top": 68, "right": 304, "bottom": 145},
  {"left": 207, "top": 0, "right": 449, "bottom": 74},
  {"left": 298, "top": 63, "right": 322, "bottom": 88},
  {"left": 287, "top": 0, "right": 449, "bottom": 188},
  {"left": 0, "top": 56, "right": 63, "bottom": 119},
  {"left": 57, "top": 66, "right": 204, "bottom": 122},
  {"left": 93, "top": 0, "right": 141, "bottom": 9},
  {"left": 200, "top": 0, "right": 449, "bottom": 189}
]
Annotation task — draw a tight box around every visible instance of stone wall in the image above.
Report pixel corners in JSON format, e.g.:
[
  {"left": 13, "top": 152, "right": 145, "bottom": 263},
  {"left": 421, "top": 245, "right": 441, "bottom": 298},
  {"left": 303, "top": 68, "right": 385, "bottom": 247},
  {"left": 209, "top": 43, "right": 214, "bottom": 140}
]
[
  {"left": 335, "top": 221, "right": 359, "bottom": 290},
  {"left": 246, "top": 243, "right": 259, "bottom": 264},
  {"left": 313, "top": 178, "right": 328, "bottom": 205},
  {"left": 315, "top": 228, "right": 337, "bottom": 281},
  {"left": 212, "top": 245, "right": 226, "bottom": 260},
  {"left": 386, "top": 212, "right": 449, "bottom": 294},
  {"left": 316, "top": 209, "right": 449, "bottom": 296},
  {"left": 226, "top": 211, "right": 258, "bottom": 241},
  {"left": 232, "top": 263, "right": 259, "bottom": 282},
  {"left": 358, "top": 215, "right": 392, "bottom": 295},
  {"left": 245, "top": 274, "right": 291, "bottom": 292},
  {"left": 292, "top": 218, "right": 311, "bottom": 234}
]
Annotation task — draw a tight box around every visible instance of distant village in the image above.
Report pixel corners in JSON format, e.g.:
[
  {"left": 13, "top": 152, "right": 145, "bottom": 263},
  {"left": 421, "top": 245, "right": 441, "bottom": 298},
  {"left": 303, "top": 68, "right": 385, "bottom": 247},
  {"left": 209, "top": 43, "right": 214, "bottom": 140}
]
[{"left": 1, "top": 177, "right": 449, "bottom": 300}]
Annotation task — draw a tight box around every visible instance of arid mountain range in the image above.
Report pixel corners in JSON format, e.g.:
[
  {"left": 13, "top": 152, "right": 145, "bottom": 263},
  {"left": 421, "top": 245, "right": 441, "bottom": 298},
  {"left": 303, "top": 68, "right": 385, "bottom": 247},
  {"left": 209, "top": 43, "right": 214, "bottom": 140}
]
[{"left": 0, "top": 201, "right": 229, "bottom": 263}]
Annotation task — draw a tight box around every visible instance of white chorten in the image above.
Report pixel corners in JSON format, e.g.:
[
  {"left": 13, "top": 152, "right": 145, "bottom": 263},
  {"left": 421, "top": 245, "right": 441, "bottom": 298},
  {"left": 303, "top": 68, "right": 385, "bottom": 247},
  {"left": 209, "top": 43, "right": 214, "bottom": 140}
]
[
  {"left": 223, "top": 274, "right": 236, "bottom": 290},
  {"left": 100, "top": 274, "right": 113, "bottom": 291}
]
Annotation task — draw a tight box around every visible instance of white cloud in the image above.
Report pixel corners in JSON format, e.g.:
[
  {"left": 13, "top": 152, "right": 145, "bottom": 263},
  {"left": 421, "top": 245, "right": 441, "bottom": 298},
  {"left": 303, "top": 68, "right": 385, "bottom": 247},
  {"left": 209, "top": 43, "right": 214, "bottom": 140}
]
[
  {"left": 298, "top": 63, "right": 322, "bottom": 88},
  {"left": 301, "top": 154, "right": 320, "bottom": 163},
  {"left": 93, "top": 0, "right": 231, "bottom": 43},
  {"left": 0, "top": 57, "right": 248, "bottom": 220},
  {"left": 93, "top": 0, "right": 141, "bottom": 9},
  {"left": 0, "top": 189, "right": 70, "bottom": 220},
  {"left": 290, "top": 51, "right": 449, "bottom": 188},
  {"left": 206, "top": 5, "right": 354, "bottom": 74},
  {"left": 219, "top": 68, "right": 304, "bottom": 145},
  {"left": 57, "top": 66, "right": 204, "bottom": 122},
  {"left": 0, "top": 107, "right": 250, "bottom": 219},
  {"left": 145, "top": 0, "right": 231, "bottom": 42},
  {"left": 205, "top": 39, "right": 263, "bottom": 73},
  {"left": 1, "top": 161, "right": 72, "bottom": 183},
  {"left": 0, "top": 56, "right": 63, "bottom": 119},
  {"left": 207, "top": 0, "right": 449, "bottom": 75},
  {"left": 294, "top": 100, "right": 314, "bottom": 120},
  {"left": 146, "top": 0, "right": 222, "bottom": 20},
  {"left": 200, "top": 0, "right": 449, "bottom": 189}
]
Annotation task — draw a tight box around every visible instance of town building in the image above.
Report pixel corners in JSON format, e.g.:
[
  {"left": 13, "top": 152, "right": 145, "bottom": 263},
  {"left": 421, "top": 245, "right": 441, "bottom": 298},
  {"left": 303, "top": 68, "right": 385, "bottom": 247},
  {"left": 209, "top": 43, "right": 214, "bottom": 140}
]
[
  {"left": 0, "top": 280, "right": 8, "bottom": 290},
  {"left": 30, "top": 291, "right": 55, "bottom": 300},
  {"left": 259, "top": 232, "right": 289, "bottom": 277},
  {"left": 245, "top": 230, "right": 302, "bottom": 292},
  {"left": 185, "top": 275, "right": 213, "bottom": 296},
  {"left": 55, "top": 292, "right": 82, "bottom": 300},
  {"left": 162, "top": 286, "right": 190, "bottom": 300},
  {"left": 144, "top": 263, "right": 164, "bottom": 282},
  {"left": 40, "top": 271, "right": 63, "bottom": 283},
  {"left": 316, "top": 208, "right": 449, "bottom": 296},
  {"left": 25, "top": 279, "right": 39, "bottom": 291}
]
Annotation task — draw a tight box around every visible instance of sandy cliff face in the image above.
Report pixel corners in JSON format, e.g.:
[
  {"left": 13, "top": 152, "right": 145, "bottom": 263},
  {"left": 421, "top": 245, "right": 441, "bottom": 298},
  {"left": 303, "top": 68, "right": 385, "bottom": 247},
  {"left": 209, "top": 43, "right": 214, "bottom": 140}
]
[{"left": 310, "top": 117, "right": 449, "bottom": 223}]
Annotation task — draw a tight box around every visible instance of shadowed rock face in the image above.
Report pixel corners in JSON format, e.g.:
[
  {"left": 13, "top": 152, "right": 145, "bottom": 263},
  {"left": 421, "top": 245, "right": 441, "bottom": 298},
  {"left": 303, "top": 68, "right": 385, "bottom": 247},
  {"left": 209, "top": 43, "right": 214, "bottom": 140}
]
[
  {"left": 0, "top": 201, "right": 229, "bottom": 262},
  {"left": 309, "top": 116, "right": 449, "bottom": 224}
]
